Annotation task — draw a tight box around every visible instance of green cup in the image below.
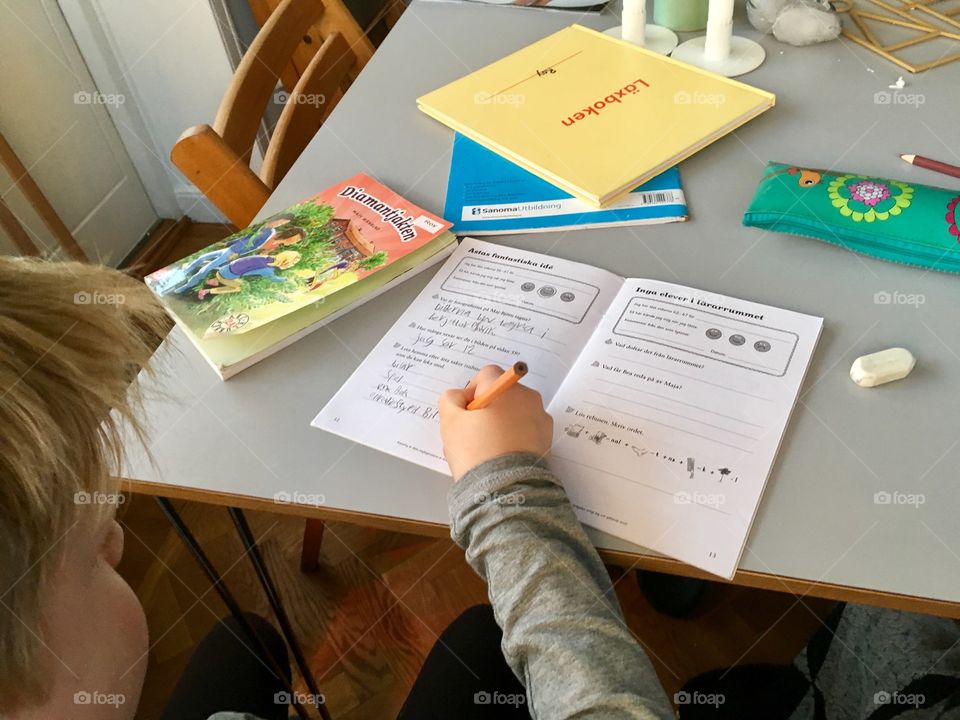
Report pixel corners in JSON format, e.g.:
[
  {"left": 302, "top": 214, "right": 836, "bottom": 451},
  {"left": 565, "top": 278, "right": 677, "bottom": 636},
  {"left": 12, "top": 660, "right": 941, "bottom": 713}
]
[{"left": 653, "top": 0, "right": 709, "bottom": 32}]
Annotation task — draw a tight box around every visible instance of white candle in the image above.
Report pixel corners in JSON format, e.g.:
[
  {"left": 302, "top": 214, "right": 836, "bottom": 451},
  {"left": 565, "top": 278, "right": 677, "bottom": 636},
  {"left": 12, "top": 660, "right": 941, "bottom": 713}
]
[
  {"left": 704, "top": 0, "right": 733, "bottom": 61},
  {"left": 623, "top": 0, "right": 647, "bottom": 46}
]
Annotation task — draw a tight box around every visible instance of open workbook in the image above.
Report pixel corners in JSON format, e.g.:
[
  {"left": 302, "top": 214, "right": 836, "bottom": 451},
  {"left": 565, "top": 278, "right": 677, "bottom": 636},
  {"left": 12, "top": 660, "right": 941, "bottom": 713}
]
[{"left": 313, "top": 239, "right": 822, "bottom": 578}]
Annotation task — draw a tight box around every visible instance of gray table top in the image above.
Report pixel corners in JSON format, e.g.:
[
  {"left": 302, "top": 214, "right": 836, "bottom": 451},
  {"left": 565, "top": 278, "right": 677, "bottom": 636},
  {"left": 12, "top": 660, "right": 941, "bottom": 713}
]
[{"left": 127, "top": 0, "right": 960, "bottom": 603}]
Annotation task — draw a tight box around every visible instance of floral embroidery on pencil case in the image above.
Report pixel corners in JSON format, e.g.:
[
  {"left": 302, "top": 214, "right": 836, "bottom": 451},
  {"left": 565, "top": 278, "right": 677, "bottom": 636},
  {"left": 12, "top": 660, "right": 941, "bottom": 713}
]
[
  {"left": 827, "top": 175, "right": 913, "bottom": 223},
  {"left": 947, "top": 196, "right": 959, "bottom": 242}
]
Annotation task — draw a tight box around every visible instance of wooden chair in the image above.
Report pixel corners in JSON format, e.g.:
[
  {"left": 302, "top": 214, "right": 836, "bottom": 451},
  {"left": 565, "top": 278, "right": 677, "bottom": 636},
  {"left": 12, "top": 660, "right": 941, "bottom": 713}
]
[
  {"left": 170, "top": 0, "right": 357, "bottom": 228},
  {"left": 172, "top": 0, "right": 360, "bottom": 571},
  {"left": 0, "top": 132, "right": 86, "bottom": 261}
]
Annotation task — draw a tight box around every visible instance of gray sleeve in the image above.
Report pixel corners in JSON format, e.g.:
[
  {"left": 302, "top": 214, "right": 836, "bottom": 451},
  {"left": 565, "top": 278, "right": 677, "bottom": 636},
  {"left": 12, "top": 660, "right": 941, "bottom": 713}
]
[{"left": 449, "top": 453, "right": 675, "bottom": 720}]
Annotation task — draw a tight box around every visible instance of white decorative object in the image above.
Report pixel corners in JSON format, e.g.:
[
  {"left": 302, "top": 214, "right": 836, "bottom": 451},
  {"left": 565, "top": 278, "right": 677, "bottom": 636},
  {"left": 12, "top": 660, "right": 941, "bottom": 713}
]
[
  {"left": 746, "top": 0, "right": 841, "bottom": 47},
  {"left": 672, "top": 0, "right": 766, "bottom": 76},
  {"left": 850, "top": 347, "right": 916, "bottom": 387},
  {"left": 605, "top": 0, "right": 680, "bottom": 55}
]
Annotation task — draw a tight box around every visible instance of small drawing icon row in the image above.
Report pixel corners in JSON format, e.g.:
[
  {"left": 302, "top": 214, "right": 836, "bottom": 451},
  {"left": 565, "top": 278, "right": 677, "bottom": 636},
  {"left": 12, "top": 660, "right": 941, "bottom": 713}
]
[
  {"left": 705, "top": 328, "right": 770, "bottom": 352},
  {"left": 520, "top": 282, "right": 575, "bottom": 303}
]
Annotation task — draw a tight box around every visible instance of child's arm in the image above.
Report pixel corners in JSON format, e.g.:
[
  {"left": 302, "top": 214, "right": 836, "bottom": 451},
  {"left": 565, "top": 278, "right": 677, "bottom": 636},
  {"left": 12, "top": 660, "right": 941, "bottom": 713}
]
[{"left": 439, "top": 367, "right": 674, "bottom": 720}]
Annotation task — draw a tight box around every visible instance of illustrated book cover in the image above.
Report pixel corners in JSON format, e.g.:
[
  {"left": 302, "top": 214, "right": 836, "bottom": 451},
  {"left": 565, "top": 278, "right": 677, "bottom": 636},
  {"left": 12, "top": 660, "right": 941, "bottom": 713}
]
[{"left": 145, "top": 174, "right": 456, "bottom": 379}]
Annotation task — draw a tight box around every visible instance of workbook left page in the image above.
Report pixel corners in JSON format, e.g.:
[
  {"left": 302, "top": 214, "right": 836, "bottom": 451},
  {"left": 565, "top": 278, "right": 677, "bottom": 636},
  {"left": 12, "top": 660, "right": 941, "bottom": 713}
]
[{"left": 312, "top": 238, "right": 623, "bottom": 474}]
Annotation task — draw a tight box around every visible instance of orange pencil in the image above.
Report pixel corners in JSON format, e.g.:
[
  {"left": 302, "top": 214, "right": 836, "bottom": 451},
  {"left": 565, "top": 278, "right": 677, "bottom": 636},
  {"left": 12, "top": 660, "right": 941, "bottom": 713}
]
[{"left": 467, "top": 362, "right": 528, "bottom": 410}]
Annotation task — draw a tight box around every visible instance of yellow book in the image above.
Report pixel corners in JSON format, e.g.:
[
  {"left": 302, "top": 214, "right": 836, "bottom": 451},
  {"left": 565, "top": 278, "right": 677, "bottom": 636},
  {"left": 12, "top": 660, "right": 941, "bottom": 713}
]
[{"left": 417, "top": 25, "right": 775, "bottom": 207}]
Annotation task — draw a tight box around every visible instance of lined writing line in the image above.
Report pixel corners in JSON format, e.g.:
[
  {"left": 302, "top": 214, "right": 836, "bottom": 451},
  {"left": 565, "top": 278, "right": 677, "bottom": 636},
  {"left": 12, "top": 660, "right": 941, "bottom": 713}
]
[
  {"left": 598, "top": 378, "right": 763, "bottom": 428},
  {"left": 608, "top": 355, "right": 773, "bottom": 402},
  {"left": 589, "top": 390, "right": 759, "bottom": 441},
  {"left": 582, "top": 400, "right": 755, "bottom": 453}
]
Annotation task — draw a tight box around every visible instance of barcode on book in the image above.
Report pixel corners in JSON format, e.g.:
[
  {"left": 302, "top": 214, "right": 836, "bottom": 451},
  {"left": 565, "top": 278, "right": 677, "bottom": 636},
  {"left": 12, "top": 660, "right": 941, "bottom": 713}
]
[
  {"left": 638, "top": 192, "right": 671, "bottom": 204},
  {"left": 620, "top": 190, "right": 685, "bottom": 208}
]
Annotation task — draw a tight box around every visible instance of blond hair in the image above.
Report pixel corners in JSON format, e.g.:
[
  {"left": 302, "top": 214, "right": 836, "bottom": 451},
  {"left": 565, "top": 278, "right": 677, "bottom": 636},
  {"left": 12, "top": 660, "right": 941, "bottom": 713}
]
[
  {"left": 272, "top": 249, "right": 300, "bottom": 269},
  {"left": 0, "top": 257, "right": 169, "bottom": 711}
]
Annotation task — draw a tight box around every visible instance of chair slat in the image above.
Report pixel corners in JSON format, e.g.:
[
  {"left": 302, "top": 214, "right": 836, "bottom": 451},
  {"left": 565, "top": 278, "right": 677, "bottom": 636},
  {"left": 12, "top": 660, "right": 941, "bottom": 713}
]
[
  {"left": 213, "top": 0, "right": 324, "bottom": 159},
  {"left": 0, "top": 197, "right": 40, "bottom": 256},
  {"left": 260, "top": 32, "right": 354, "bottom": 188}
]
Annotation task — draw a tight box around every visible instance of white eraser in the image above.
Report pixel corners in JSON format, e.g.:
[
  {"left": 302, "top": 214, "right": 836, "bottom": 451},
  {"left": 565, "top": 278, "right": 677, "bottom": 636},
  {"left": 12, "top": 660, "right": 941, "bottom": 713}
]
[{"left": 850, "top": 347, "right": 915, "bottom": 387}]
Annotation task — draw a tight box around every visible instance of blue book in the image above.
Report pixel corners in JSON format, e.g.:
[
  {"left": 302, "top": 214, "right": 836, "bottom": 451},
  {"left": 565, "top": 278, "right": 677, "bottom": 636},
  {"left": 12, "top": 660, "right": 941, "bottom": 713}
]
[{"left": 444, "top": 134, "right": 688, "bottom": 235}]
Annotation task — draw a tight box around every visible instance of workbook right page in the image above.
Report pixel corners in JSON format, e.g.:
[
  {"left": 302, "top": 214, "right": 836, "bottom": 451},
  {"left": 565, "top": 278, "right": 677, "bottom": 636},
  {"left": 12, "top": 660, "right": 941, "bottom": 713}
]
[{"left": 547, "top": 279, "right": 823, "bottom": 579}]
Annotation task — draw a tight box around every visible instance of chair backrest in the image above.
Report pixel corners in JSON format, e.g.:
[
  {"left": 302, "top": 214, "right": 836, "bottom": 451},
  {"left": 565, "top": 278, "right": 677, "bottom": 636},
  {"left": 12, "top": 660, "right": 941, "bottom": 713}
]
[
  {"left": 0, "top": 196, "right": 39, "bottom": 256},
  {"left": 248, "top": 0, "right": 375, "bottom": 89},
  {"left": 261, "top": 31, "right": 353, "bottom": 186},
  {"left": 171, "top": 0, "right": 357, "bottom": 228},
  {"left": 0, "top": 132, "right": 86, "bottom": 260}
]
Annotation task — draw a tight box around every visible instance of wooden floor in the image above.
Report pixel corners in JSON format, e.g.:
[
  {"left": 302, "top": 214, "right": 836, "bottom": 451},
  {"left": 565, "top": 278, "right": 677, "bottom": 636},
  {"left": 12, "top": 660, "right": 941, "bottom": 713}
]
[
  {"left": 119, "top": 493, "right": 834, "bottom": 720},
  {"left": 121, "top": 221, "right": 836, "bottom": 719}
]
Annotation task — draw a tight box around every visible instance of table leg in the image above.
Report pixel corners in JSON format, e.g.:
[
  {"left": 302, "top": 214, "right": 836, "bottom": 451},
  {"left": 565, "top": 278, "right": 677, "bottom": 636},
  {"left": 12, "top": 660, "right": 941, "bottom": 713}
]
[
  {"left": 228, "top": 507, "right": 333, "bottom": 720},
  {"left": 300, "top": 518, "right": 325, "bottom": 573},
  {"left": 155, "top": 497, "right": 312, "bottom": 720}
]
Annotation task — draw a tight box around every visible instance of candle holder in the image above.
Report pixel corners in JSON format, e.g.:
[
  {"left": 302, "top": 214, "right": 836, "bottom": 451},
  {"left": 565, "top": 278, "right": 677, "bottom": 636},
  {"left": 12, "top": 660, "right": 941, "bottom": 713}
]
[
  {"left": 671, "top": 0, "right": 765, "bottom": 76},
  {"left": 603, "top": 24, "right": 679, "bottom": 55},
  {"left": 605, "top": 0, "right": 679, "bottom": 55}
]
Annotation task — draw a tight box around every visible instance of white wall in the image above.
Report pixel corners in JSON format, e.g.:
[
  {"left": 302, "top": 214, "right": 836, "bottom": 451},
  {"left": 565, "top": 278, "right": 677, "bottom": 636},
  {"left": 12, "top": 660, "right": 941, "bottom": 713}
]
[
  {"left": 61, "top": 0, "right": 245, "bottom": 222},
  {"left": 1, "top": 0, "right": 159, "bottom": 264}
]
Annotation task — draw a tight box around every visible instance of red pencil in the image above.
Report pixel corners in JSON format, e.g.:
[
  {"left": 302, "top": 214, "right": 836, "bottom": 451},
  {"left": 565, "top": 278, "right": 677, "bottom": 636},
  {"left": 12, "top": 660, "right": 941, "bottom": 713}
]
[{"left": 900, "top": 154, "right": 960, "bottom": 181}]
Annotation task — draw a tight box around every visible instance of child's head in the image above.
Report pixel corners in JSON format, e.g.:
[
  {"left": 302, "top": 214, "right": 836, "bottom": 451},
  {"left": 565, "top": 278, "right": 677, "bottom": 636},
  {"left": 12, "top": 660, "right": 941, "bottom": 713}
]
[
  {"left": 262, "top": 212, "right": 295, "bottom": 229},
  {"left": 0, "top": 258, "right": 168, "bottom": 717},
  {"left": 264, "top": 226, "right": 307, "bottom": 252},
  {"left": 271, "top": 250, "right": 301, "bottom": 270}
]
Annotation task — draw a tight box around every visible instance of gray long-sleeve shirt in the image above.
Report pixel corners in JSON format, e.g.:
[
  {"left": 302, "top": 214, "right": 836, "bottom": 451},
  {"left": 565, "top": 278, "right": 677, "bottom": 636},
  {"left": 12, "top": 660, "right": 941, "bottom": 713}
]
[
  {"left": 448, "top": 453, "right": 674, "bottom": 720},
  {"left": 210, "top": 453, "right": 960, "bottom": 720}
]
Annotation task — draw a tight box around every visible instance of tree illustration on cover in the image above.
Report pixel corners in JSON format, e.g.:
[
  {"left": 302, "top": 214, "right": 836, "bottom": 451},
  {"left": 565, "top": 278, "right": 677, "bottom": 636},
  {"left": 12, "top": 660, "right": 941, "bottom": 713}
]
[
  {"left": 947, "top": 197, "right": 959, "bottom": 242},
  {"left": 828, "top": 175, "right": 914, "bottom": 223}
]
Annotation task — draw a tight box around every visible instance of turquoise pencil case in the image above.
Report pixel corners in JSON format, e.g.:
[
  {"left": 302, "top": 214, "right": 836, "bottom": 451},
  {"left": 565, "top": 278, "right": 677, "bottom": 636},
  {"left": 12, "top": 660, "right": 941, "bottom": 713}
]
[{"left": 743, "top": 161, "right": 960, "bottom": 273}]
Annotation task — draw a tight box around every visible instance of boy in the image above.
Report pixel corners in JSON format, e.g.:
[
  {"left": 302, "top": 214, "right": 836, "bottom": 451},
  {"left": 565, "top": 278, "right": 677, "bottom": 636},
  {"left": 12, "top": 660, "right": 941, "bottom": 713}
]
[
  {"left": 0, "top": 257, "right": 167, "bottom": 718},
  {"left": 198, "top": 250, "right": 302, "bottom": 298},
  {"left": 4, "top": 256, "right": 956, "bottom": 719},
  {"left": 0, "top": 255, "right": 671, "bottom": 719},
  {"left": 163, "top": 215, "right": 302, "bottom": 295},
  {"left": 0, "top": 260, "right": 291, "bottom": 720}
]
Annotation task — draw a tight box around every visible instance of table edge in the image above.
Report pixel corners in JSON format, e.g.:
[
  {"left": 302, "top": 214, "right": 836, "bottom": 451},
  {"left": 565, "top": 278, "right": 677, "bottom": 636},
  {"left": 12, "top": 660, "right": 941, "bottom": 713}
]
[{"left": 120, "top": 477, "right": 960, "bottom": 619}]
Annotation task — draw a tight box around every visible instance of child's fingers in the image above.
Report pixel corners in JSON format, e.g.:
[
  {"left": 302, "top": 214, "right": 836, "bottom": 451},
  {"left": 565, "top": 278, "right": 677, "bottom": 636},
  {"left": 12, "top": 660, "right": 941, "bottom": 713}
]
[
  {"left": 471, "top": 364, "right": 505, "bottom": 395},
  {"left": 439, "top": 388, "right": 469, "bottom": 413},
  {"left": 443, "top": 365, "right": 503, "bottom": 415}
]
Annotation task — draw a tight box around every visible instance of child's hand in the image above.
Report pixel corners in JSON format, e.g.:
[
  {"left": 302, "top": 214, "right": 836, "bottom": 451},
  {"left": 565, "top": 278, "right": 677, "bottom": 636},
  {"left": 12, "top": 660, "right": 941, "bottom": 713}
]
[{"left": 439, "top": 365, "right": 553, "bottom": 480}]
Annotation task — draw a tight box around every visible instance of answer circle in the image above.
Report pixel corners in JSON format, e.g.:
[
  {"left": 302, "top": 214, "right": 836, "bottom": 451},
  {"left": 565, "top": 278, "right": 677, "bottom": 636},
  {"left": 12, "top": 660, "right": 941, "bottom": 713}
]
[
  {"left": 538, "top": 286, "right": 557, "bottom": 298},
  {"left": 520, "top": 282, "right": 536, "bottom": 292},
  {"left": 754, "top": 340, "right": 771, "bottom": 352},
  {"left": 706, "top": 328, "right": 722, "bottom": 340},
  {"left": 560, "top": 292, "right": 575, "bottom": 302},
  {"left": 729, "top": 334, "right": 746, "bottom": 346}
]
